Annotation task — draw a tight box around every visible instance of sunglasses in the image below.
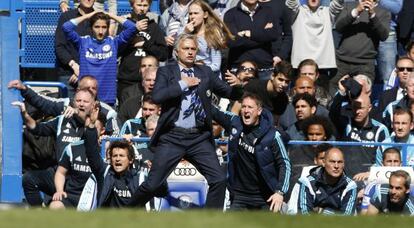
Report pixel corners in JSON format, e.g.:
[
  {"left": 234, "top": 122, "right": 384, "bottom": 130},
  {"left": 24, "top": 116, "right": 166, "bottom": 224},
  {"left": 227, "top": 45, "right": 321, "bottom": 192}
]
[
  {"left": 238, "top": 66, "right": 256, "bottom": 73},
  {"left": 397, "top": 67, "right": 414, "bottom": 72}
]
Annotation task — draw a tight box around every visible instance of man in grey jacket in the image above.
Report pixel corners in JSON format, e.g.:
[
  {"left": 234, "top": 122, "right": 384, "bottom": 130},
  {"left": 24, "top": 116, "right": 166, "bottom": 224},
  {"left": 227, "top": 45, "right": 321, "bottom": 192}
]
[{"left": 329, "top": 0, "right": 391, "bottom": 96}]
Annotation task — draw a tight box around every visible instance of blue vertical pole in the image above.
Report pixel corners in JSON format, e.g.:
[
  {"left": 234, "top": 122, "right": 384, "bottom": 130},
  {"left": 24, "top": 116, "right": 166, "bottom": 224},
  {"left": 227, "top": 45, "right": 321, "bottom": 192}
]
[
  {"left": 0, "top": 0, "right": 23, "bottom": 203},
  {"left": 401, "top": 144, "right": 408, "bottom": 166}
]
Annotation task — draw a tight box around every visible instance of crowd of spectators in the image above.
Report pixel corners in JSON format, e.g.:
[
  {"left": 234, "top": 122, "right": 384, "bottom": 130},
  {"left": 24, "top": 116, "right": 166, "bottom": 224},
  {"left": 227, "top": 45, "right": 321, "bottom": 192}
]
[{"left": 7, "top": 0, "right": 414, "bottom": 215}]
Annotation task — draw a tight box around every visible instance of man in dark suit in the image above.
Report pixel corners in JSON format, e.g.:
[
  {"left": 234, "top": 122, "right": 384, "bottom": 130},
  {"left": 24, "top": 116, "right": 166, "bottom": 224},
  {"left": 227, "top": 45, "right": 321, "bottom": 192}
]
[
  {"left": 376, "top": 56, "right": 414, "bottom": 117},
  {"left": 398, "top": 0, "right": 414, "bottom": 52},
  {"left": 128, "top": 34, "right": 243, "bottom": 208}
]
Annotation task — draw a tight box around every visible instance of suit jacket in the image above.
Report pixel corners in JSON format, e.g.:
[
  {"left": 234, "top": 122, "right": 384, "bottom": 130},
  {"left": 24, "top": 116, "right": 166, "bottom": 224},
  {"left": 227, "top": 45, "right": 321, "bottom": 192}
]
[
  {"left": 398, "top": 0, "right": 414, "bottom": 40},
  {"left": 377, "top": 87, "right": 398, "bottom": 117},
  {"left": 150, "top": 62, "right": 243, "bottom": 147}
]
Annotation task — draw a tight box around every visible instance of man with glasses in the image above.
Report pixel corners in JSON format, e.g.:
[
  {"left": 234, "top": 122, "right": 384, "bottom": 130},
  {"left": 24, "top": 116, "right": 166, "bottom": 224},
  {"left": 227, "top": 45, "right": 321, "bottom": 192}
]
[
  {"left": 383, "top": 73, "right": 414, "bottom": 130},
  {"left": 377, "top": 57, "right": 414, "bottom": 116}
]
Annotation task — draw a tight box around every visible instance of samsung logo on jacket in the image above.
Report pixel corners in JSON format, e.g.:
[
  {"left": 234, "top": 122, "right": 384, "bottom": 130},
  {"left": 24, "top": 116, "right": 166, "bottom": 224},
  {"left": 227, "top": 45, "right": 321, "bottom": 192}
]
[{"left": 85, "top": 50, "right": 113, "bottom": 60}]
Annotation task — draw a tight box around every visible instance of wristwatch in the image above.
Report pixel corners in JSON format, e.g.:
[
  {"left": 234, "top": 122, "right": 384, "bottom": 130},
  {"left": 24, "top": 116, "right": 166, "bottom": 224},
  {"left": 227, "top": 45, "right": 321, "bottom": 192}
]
[{"left": 275, "top": 190, "right": 284, "bottom": 196}]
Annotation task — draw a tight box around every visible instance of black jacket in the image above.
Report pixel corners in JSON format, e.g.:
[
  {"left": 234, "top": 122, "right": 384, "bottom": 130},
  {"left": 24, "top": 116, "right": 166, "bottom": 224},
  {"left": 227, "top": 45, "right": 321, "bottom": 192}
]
[
  {"left": 213, "top": 107, "right": 291, "bottom": 195},
  {"left": 21, "top": 87, "right": 120, "bottom": 136},
  {"left": 260, "top": 0, "right": 293, "bottom": 60},
  {"left": 397, "top": 0, "right": 414, "bottom": 40},
  {"left": 297, "top": 166, "right": 357, "bottom": 215},
  {"left": 224, "top": 2, "right": 280, "bottom": 68},
  {"left": 150, "top": 62, "right": 243, "bottom": 147},
  {"left": 83, "top": 127, "right": 141, "bottom": 207},
  {"left": 117, "top": 16, "right": 168, "bottom": 84}
]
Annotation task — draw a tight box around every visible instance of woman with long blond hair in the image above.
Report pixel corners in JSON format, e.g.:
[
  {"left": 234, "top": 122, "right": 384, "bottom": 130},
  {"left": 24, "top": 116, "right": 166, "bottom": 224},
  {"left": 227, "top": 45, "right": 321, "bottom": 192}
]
[{"left": 181, "top": 0, "right": 234, "bottom": 76}]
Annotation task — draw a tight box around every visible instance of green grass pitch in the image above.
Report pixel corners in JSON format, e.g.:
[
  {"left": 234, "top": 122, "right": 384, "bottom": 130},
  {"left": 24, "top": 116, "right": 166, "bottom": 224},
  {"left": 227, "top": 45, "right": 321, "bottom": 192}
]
[{"left": 1, "top": 210, "right": 413, "bottom": 228}]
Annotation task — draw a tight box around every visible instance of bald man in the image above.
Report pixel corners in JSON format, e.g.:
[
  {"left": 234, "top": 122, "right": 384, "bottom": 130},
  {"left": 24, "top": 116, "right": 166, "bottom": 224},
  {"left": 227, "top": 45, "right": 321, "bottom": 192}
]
[
  {"left": 330, "top": 81, "right": 389, "bottom": 178},
  {"left": 296, "top": 147, "right": 357, "bottom": 215},
  {"left": 279, "top": 76, "right": 329, "bottom": 130}
]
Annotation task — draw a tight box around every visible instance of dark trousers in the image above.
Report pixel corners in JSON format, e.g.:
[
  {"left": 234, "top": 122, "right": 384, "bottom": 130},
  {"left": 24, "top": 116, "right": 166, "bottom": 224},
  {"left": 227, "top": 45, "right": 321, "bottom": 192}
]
[
  {"left": 129, "top": 130, "right": 227, "bottom": 209},
  {"left": 230, "top": 194, "right": 269, "bottom": 211},
  {"left": 329, "top": 59, "right": 375, "bottom": 96},
  {"left": 22, "top": 167, "right": 56, "bottom": 206}
]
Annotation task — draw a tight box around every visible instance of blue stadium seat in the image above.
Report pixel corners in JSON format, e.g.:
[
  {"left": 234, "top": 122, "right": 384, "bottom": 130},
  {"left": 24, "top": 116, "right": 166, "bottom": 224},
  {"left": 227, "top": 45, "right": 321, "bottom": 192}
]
[{"left": 159, "top": 180, "right": 208, "bottom": 211}]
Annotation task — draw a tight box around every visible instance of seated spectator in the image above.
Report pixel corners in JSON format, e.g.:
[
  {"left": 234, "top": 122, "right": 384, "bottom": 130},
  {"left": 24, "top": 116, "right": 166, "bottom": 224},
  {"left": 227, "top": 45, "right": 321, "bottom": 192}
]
[
  {"left": 383, "top": 73, "right": 414, "bottom": 130},
  {"left": 297, "top": 59, "right": 331, "bottom": 108},
  {"left": 49, "top": 110, "right": 107, "bottom": 210},
  {"left": 330, "top": 79, "right": 389, "bottom": 178},
  {"left": 223, "top": 60, "right": 259, "bottom": 113},
  {"left": 119, "top": 56, "right": 159, "bottom": 106},
  {"left": 360, "top": 147, "right": 402, "bottom": 214},
  {"left": 377, "top": 57, "right": 414, "bottom": 117},
  {"left": 117, "top": 0, "right": 168, "bottom": 105},
  {"left": 377, "top": 107, "right": 414, "bottom": 167},
  {"left": 120, "top": 94, "right": 161, "bottom": 137},
  {"left": 181, "top": 0, "right": 234, "bottom": 76},
  {"left": 62, "top": 11, "right": 137, "bottom": 105},
  {"left": 289, "top": 115, "right": 336, "bottom": 191},
  {"left": 118, "top": 67, "right": 158, "bottom": 124},
  {"left": 313, "top": 143, "right": 330, "bottom": 166},
  {"left": 286, "top": 93, "right": 317, "bottom": 140},
  {"left": 8, "top": 76, "right": 120, "bottom": 136},
  {"left": 131, "top": 114, "right": 159, "bottom": 171},
  {"left": 241, "top": 61, "right": 292, "bottom": 122},
  {"left": 11, "top": 88, "right": 96, "bottom": 207},
  {"left": 59, "top": 0, "right": 118, "bottom": 35},
  {"left": 225, "top": 60, "right": 258, "bottom": 87},
  {"left": 279, "top": 76, "right": 329, "bottom": 130},
  {"left": 331, "top": 74, "right": 373, "bottom": 122},
  {"left": 296, "top": 147, "right": 357, "bottom": 215},
  {"left": 367, "top": 170, "right": 414, "bottom": 215},
  {"left": 385, "top": 41, "right": 414, "bottom": 89}
]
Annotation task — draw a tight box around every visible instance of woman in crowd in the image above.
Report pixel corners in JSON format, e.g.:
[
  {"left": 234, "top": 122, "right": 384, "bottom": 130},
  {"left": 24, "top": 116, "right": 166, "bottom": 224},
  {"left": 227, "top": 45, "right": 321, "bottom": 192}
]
[{"left": 181, "top": 0, "right": 234, "bottom": 76}]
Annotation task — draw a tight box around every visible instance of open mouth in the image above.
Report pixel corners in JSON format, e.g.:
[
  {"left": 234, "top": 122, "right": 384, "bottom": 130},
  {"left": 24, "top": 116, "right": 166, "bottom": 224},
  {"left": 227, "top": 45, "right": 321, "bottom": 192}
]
[
  {"left": 243, "top": 113, "right": 251, "bottom": 122},
  {"left": 114, "top": 162, "right": 123, "bottom": 168}
]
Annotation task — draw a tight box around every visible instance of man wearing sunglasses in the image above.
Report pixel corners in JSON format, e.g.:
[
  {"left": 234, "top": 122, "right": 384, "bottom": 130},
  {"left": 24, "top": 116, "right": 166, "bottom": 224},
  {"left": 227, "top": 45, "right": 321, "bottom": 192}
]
[
  {"left": 383, "top": 73, "right": 414, "bottom": 131},
  {"left": 377, "top": 57, "right": 414, "bottom": 116}
]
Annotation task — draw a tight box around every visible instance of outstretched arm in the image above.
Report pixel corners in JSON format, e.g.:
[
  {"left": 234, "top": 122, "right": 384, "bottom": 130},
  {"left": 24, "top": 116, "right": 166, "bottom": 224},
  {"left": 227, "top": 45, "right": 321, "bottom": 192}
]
[
  {"left": 11, "top": 101, "right": 37, "bottom": 130},
  {"left": 8, "top": 80, "right": 67, "bottom": 116}
]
